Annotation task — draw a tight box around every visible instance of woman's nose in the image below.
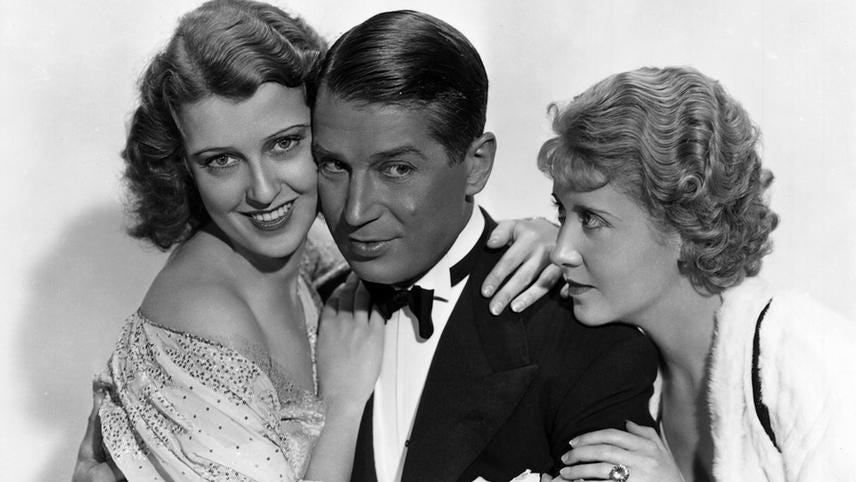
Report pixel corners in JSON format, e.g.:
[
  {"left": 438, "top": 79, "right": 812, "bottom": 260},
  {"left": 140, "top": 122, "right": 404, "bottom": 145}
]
[
  {"left": 551, "top": 225, "right": 583, "bottom": 267},
  {"left": 246, "top": 161, "right": 279, "bottom": 208}
]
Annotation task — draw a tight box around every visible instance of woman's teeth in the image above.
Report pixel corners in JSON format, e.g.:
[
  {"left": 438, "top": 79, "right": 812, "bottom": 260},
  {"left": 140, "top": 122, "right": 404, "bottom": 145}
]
[
  {"left": 247, "top": 202, "right": 294, "bottom": 231},
  {"left": 250, "top": 202, "right": 291, "bottom": 222}
]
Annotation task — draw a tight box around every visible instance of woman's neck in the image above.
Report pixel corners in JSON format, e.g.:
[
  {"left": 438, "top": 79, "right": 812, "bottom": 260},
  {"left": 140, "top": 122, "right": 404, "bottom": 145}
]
[
  {"left": 636, "top": 279, "right": 721, "bottom": 390},
  {"left": 635, "top": 279, "right": 721, "bottom": 482},
  {"left": 200, "top": 222, "right": 305, "bottom": 286}
]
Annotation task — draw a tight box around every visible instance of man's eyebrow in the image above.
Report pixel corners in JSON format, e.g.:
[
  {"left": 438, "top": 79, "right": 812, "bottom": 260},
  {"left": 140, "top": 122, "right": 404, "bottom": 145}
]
[
  {"left": 311, "top": 143, "right": 338, "bottom": 161},
  {"left": 370, "top": 145, "right": 425, "bottom": 162}
]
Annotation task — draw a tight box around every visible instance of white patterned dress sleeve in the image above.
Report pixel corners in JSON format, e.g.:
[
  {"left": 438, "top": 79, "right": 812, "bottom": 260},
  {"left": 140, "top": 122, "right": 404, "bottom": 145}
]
[{"left": 99, "top": 312, "right": 325, "bottom": 481}]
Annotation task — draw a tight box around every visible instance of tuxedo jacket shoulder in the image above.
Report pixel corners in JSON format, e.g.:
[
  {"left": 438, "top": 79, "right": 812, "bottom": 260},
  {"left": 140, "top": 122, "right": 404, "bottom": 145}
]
[{"left": 393, "top": 213, "right": 659, "bottom": 482}]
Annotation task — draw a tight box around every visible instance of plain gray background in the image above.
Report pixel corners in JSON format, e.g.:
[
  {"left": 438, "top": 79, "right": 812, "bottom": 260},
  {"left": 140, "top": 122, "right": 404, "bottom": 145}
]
[{"left": 1, "top": 1, "right": 854, "bottom": 480}]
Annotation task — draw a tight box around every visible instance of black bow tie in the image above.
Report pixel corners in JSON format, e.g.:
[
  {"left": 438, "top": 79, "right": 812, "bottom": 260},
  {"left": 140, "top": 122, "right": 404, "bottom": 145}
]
[
  {"left": 364, "top": 282, "right": 435, "bottom": 339},
  {"left": 362, "top": 216, "right": 487, "bottom": 340}
]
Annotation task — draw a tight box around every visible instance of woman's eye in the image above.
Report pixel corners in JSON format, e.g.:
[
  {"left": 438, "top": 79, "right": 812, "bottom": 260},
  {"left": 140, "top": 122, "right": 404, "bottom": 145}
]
[
  {"left": 552, "top": 199, "right": 566, "bottom": 223},
  {"left": 205, "top": 154, "right": 239, "bottom": 170},
  {"left": 273, "top": 136, "right": 301, "bottom": 153},
  {"left": 580, "top": 210, "right": 606, "bottom": 229}
]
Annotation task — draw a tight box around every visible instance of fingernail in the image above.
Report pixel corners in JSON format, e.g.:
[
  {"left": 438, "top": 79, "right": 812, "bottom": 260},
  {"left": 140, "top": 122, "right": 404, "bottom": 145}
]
[
  {"left": 559, "top": 467, "right": 571, "bottom": 477},
  {"left": 490, "top": 303, "right": 501, "bottom": 315},
  {"left": 482, "top": 284, "right": 495, "bottom": 297},
  {"left": 568, "top": 437, "right": 578, "bottom": 447},
  {"left": 488, "top": 235, "right": 499, "bottom": 245},
  {"left": 510, "top": 300, "right": 524, "bottom": 312},
  {"left": 561, "top": 453, "right": 571, "bottom": 464}
]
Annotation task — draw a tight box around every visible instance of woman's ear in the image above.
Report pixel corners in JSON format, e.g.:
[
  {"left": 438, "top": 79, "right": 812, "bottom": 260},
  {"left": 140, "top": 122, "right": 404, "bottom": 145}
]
[{"left": 464, "top": 132, "right": 496, "bottom": 196}]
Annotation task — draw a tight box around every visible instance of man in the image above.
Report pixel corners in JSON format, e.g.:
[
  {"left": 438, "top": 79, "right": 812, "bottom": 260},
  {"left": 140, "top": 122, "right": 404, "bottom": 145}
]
[{"left": 310, "top": 10, "right": 658, "bottom": 481}]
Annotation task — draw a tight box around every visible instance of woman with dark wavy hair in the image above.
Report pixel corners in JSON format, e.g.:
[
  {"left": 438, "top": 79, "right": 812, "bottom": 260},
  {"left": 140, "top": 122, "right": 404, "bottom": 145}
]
[
  {"left": 83, "top": 1, "right": 383, "bottom": 480},
  {"left": 541, "top": 67, "right": 856, "bottom": 481}
]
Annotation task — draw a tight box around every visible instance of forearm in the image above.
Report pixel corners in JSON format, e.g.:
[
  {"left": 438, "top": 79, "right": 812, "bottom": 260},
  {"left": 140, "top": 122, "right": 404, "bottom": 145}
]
[{"left": 304, "top": 400, "right": 367, "bottom": 482}]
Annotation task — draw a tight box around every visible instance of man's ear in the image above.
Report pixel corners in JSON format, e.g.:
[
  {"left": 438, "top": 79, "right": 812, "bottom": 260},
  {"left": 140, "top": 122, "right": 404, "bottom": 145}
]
[{"left": 463, "top": 132, "right": 496, "bottom": 196}]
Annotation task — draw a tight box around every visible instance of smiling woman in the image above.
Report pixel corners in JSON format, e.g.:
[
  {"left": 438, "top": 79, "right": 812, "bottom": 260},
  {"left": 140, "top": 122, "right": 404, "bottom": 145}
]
[
  {"left": 80, "top": 2, "right": 387, "bottom": 481},
  {"left": 178, "top": 83, "right": 317, "bottom": 268},
  {"left": 69, "top": 3, "right": 565, "bottom": 481}
]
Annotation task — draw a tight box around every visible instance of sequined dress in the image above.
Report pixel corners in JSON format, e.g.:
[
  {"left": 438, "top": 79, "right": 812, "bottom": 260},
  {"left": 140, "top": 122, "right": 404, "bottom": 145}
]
[{"left": 99, "top": 274, "right": 327, "bottom": 482}]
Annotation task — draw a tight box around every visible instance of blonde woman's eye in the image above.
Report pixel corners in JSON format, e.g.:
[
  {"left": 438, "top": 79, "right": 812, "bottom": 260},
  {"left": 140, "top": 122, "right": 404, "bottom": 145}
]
[
  {"left": 580, "top": 210, "right": 606, "bottom": 229},
  {"left": 552, "top": 198, "right": 566, "bottom": 223}
]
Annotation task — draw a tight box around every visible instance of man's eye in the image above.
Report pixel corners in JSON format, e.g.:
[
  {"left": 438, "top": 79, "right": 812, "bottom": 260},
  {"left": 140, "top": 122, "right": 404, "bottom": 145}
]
[
  {"left": 205, "top": 154, "right": 239, "bottom": 170},
  {"left": 383, "top": 163, "right": 414, "bottom": 178},
  {"left": 318, "top": 159, "right": 347, "bottom": 175}
]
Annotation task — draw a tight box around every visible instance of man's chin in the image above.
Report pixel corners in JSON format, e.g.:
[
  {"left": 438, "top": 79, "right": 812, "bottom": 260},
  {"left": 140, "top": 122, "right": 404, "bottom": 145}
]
[{"left": 347, "top": 258, "right": 426, "bottom": 287}]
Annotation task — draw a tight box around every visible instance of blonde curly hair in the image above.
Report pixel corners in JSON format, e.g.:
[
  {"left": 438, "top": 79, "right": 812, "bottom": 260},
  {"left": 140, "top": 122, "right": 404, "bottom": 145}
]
[{"left": 538, "top": 66, "right": 778, "bottom": 294}]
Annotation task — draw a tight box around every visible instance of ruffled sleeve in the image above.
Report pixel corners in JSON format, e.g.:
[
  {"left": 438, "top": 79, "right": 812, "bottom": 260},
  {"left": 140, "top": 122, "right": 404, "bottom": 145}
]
[{"left": 99, "top": 313, "right": 324, "bottom": 481}]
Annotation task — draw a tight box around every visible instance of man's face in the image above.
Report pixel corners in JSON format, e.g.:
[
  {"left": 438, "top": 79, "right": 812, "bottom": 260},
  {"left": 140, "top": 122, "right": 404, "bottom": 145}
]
[{"left": 312, "top": 92, "right": 474, "bottom": 285}]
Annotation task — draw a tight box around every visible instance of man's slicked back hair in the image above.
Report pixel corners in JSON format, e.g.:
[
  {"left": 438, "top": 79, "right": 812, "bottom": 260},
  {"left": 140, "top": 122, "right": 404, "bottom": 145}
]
[{"left": 312, "top": 10, "right": 488, "bottom": 163}]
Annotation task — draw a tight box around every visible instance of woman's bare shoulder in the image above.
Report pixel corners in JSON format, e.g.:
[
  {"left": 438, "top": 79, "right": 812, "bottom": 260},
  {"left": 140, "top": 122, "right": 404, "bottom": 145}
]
[{"left": 140, "top": 237, "right": 266, "bottom": 349}]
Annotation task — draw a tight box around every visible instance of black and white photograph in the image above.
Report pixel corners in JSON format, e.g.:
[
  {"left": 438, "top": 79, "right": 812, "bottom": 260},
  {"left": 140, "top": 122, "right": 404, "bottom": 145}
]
[{"left": 2, "top": 1, "right": 855, "bottom": 481}]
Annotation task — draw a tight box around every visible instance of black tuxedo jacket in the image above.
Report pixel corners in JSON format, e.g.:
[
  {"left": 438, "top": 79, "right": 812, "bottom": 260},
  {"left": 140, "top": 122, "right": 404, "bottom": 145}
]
[{"left": 351, "top": 212, "right": 658, "bottom": 482}]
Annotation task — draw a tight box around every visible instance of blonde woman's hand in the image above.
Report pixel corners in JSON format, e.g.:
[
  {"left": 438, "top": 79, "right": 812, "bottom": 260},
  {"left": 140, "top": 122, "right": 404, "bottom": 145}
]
[
  {"left": 316, "top": 274, "right": 385, "bottom": 410},
  {"left": 557, "top": 421, "right": 684, "bottom": 482},
  {"left": 482, "top": 217, "right": 560, "bottom": 315}
]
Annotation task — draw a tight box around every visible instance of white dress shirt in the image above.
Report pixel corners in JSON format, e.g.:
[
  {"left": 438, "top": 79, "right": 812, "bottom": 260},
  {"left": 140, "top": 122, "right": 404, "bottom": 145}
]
[{"left": 372, "top": 207, "right": 485, "bottom": 482}]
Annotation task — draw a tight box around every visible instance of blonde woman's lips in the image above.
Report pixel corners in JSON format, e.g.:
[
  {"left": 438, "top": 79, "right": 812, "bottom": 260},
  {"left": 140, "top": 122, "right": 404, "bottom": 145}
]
[{"left": 563, "top": 278, "right": 594, "bottom": 296}]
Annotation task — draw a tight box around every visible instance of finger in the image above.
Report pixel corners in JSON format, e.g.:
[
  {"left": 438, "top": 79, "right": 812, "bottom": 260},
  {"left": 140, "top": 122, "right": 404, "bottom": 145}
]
[
  {"left": 321, "top": 287, "right": 341, "bottom": 322},
  {"left": 625, "top": 420, "right": 659, "bottom": 440},
  {"left": 77, "top": 388, "right": 107, "bottom": 460},
  {"left": 563, "top": 443, "right": 631, "bottom": 466},
  {"left": 336, "top": 275, "right": 358, "bottom": 315},
  {"left": 486, "top": 219, "right": 517, "bottom": 248},
  {"left": 77, "top": 463, "right": 125, "bottom": 482},
  {"left": 509, "top": 263, "right": 562, "bottom": 312},
  {"left": 490, "top": 252, "right": 544, "bottom": 314},
  {"left": 570, "top": 428, "right": 647, "bottom": 452},
  {"left": 352, "top": 280, "right": 371, "bottom": 323},
  {"left": 481, "top": 229, "right": 534, "bottom": 299},
  {"left": 559, "top": 462, "right": 618, "bottom": 481}
]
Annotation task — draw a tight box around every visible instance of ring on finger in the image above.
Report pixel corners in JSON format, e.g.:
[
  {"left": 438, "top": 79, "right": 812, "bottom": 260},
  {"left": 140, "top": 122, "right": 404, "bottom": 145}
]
[{"left": 608, "top": 463, "right": 630, "bottom": 481}]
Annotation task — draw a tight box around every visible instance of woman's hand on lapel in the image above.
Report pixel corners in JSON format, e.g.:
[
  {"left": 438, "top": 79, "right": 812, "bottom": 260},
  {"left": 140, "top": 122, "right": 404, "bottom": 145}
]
[
  {"left": 482, "top": 217, "right": 561, "bottom": 315},
  {"left": 317, "top": 274, "right": 385, "bottom": 407}
]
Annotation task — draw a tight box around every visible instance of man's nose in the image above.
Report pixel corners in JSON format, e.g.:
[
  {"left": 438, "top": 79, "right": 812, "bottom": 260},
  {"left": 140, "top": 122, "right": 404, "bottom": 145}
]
[{"left": 343, "top": 172, "right": 379, "bottom": 226}]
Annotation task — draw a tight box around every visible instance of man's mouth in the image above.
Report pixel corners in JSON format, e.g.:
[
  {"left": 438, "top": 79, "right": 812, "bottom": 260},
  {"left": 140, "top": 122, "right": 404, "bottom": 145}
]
[{"left": 347, "top": 237, "right": 394, "bottom": 257}]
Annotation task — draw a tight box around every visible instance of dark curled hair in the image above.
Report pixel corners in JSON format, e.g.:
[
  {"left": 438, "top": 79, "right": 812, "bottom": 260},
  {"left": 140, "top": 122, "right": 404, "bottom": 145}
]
[
  {"left": 310, "top": 9, "right": 488, "bottom": 163},
  {"left": 538, "top": 66, "right": 779, "bottom": 294},
  {"left": 123, "top": 0, "right": 325, "bottom": 250}
]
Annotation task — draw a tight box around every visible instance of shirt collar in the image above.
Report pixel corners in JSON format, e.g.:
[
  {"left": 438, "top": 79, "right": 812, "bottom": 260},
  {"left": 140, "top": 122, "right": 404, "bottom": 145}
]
[{"left": 411, "top": 205, "right": 484, "bottom": 300}]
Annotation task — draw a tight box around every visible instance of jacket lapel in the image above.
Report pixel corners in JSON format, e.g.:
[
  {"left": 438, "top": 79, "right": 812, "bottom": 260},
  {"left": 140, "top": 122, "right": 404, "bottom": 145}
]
[
  {"left": 351, "top": 395, "right": 378, "bottom": 482},
  {"left": 401, "top": 218, "right": 539, "bottom": 481}
]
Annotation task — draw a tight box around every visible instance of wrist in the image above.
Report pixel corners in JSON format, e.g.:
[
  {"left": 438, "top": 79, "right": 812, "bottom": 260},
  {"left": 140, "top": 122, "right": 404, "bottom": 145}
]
[{"left": 323, "top": 394, "right": 370, "bottom": 416}]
